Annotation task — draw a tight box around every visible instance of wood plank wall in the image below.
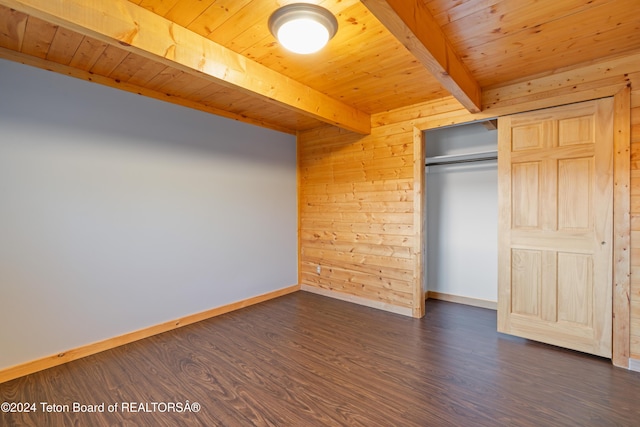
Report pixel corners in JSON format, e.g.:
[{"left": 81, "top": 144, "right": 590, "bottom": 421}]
[
  {"left": 298, "top": 124, "right": 418, "bottom": 317},
  {"left": 298, "top": 51, "right": 640, "bottom": 365}
]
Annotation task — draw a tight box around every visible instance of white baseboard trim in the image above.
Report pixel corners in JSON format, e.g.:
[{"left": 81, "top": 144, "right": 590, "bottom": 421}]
[
  {"left": 0, "top": 284, "right": 300, "bottom": 384},
  {"left": 426, "top": 291, "right": 497, "bottom": 310},
  {"left": 301, "top": 284, "right": 413, "bottom": 317},
  {"left": 629, "top": 358, "right": 640, "bottom": 372}
]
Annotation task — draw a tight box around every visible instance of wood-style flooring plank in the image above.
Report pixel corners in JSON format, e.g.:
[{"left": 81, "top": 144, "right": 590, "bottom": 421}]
[{"left": 2, "top": 292, "right": 640, "bottom": 426}]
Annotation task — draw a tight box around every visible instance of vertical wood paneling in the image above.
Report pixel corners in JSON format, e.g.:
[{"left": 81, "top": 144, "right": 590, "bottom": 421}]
[
  {"left": 613, "top": 85, "right": 631, "bottom": 367},
  {"left": 412, "top": 127, "right": 425, "bottom": 317},
  {"left": 629, "top": 76, "right": 640, "bottom": 360}
]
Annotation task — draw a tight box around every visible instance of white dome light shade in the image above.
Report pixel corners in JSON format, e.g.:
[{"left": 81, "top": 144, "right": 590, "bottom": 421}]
[
  {"left": 277, "top": 18, "right": 330, "bottom": 54},
  {"left": 269, "top": 4, "right": 338, "bottom": 55}
]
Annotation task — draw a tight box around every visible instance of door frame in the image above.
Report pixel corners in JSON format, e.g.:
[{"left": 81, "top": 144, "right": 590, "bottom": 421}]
[{"left": 416, "top": 86, "right": 631, "bottom": 367}]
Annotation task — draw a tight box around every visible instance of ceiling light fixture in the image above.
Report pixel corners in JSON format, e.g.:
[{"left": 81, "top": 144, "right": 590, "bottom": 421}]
[{"left": 268, "top": 3, "right": 338, "bottom": 55}]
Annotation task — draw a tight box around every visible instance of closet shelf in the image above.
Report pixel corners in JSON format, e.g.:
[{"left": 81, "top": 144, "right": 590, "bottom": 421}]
[{"left": 425, "top": 150, "right": 497, "bottom": 166}]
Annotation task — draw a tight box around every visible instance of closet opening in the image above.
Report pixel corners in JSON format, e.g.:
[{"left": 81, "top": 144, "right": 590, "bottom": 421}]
[{"left": 424, "top": 120, "right": 498, "bottom": 310}]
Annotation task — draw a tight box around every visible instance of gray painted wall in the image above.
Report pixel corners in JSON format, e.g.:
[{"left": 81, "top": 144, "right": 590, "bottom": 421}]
[
  {"left": 0, "top": 59, "right": 297, "bottom": 370},
  {"left": 425, "top": 123, "right": 498, "bottom": 302}
]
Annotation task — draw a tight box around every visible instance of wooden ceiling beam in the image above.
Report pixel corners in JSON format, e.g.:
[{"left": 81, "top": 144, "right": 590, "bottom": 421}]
[
  {"left": 361, "top": 0, "right": 482, "bottom": 113},
  {"left": 0, "top": 0, "right": 371, "bottom": 134}
]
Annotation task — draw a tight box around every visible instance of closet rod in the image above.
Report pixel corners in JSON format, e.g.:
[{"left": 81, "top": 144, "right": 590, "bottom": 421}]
[{"left": 425, "top": 156, "right": 497, "bottom": 167}]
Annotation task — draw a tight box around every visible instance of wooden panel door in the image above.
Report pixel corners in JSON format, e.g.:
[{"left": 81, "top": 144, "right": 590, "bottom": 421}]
[{"left": 498, "top": 99, "right": 614, "bottom": 357}]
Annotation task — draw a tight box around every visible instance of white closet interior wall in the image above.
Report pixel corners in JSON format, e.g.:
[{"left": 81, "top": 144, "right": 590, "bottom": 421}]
[{"left": 425, "top": 122, "right": 498, "bottom": 305}]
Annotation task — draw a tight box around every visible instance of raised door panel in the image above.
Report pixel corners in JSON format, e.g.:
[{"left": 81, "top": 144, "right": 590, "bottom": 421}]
[{"left": 512, "top": 162, "right": 540, "bottom": 229}]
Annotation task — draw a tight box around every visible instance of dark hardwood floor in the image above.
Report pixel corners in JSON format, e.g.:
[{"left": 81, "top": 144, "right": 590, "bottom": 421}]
[{"left": 1, "top": 292, "right": 639, "bottom": 426}]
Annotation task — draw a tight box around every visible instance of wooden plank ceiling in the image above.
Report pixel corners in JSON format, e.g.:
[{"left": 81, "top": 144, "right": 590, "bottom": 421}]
[{"left": 0, "top": 0, "right": 639, "bottom": 134}]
